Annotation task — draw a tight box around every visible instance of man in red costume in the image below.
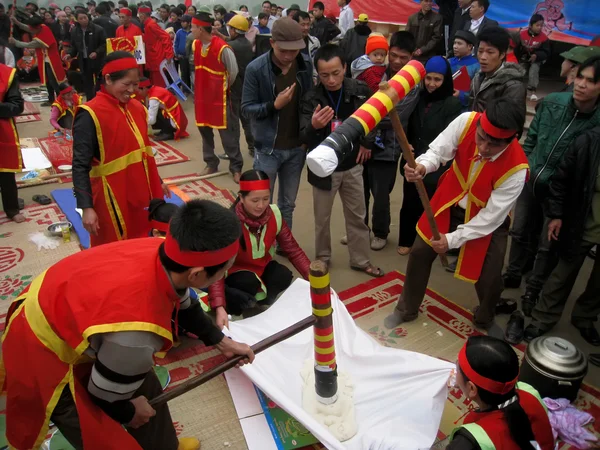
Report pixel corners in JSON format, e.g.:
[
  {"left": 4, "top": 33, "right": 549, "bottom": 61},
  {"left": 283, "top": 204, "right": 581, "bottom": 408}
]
[
  {"left": 9, "top": 15, "right": 66, "bottom": 106},
  {"left": 384, "top": 98, "right": 529, "bottom": 331},
  {"left": 116, "top": 7, "right": 142, "bottom": 38},
  {"left": 137, "top": 77, "right": 189, "bottom": 141},
  {"left": 191, "top": 12, "right": 243, "bottom": 183},
  {"left": 0, "top": 62, "right": 25, "bottom": 223},
  {"left": 1, "top": 199, "right": 255, "bottom": 450},
  {"left": 139, "top": 5, "right": 174, "bottom": 88}
]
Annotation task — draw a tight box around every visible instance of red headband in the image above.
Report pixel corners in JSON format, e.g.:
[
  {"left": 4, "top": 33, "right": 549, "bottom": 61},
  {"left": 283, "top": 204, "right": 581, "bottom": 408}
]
[
  {"left": 239, "top": 179, "right": 270, "bottom": 191},
  {"left": 138, "top": 6, "right": 151, "bottom": 13},
  {"left": 458, "top": 343, "right": 518, "bottom": 395},
  {"left": 192, "top": 16, "right": 211, "bottom": 26},
  {"left": 150, "top": 220, "right": 169, "bottom": 233},
  {"left": 139, "top": 79, "right": 151, "bottom": 88},
  {"left": 119, "top": 7, "right": 132, "bottom": 15},
  {"left": 164, "top": 230, "right": 239, "bottom": 267},
  {"left": 59, "top": 86, "right": 73, "bottom": 95},
  {"left": 102, "top": 57, "right": 138, "bottom": 75},
  {"left": 479, "top": 112, "right": 516, "bottom": 140}
]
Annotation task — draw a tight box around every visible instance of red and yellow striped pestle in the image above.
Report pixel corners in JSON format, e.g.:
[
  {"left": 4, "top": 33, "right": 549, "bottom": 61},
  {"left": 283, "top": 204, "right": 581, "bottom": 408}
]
[
  {"left": 309, "top": 260, "right": 339, "bottom": 404},
  {"left": 306, "top": 60, "right": 426, "bottom": 178}
]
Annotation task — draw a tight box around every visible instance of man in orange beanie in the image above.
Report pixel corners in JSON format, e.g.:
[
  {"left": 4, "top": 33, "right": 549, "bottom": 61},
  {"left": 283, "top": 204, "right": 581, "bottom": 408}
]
[{"left": 350, "top": 32, "right": 388, "bottom": 92}]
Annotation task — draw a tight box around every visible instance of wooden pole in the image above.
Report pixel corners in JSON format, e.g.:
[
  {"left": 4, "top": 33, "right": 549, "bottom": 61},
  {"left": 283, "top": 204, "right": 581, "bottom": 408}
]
[
  {"left": 22, "top": 170, "right": 229, "bottom": 184},
  {"left": 384, "top": 87, "right": 448, "bottom": 267},
  {"left": 150, "top": 315, "right": 317, "bottom": 407},
  {"left": 309, "top": 260, "right": 338, "bottom": 405}
]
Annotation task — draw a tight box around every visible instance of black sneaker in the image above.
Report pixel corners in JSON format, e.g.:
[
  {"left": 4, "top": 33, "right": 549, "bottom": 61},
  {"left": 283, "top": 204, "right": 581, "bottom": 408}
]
[
  {"left": 521, "top": 291, "right": 539, "bottom": 317},
  {"left": 502, "top": 273, "right": 521, "bottom": 289},
  {"left": 524, "top": 324, "right": 547, "bottom": 342},
  {"left": 495, "top": 299, "right": 518, "bottom": 315},
  {"left": 504, "top": 311, "right": 525, "bottom": 345}
]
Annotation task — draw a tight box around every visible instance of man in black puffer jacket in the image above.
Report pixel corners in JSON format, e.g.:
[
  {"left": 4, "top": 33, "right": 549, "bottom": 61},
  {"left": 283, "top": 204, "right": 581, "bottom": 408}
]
[
  {"left": 524, "top": 126, "right": 600, "bottom": 346},
  {"left": 300, "top": 44, "right": 384, "bottom": 278}
]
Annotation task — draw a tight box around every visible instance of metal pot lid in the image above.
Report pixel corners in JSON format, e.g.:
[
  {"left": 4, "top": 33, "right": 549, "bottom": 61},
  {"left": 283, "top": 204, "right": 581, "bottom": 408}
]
[{"left": 525, "top": 336, "right": 587, "bottom": 378}]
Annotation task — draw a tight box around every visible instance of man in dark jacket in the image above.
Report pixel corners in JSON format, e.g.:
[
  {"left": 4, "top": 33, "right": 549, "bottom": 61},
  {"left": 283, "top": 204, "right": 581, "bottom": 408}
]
[
  {"left": 241, "top": 18, "right": 312, "bottom": 232},
  {"left": 94, "top": 1, "right": 118, "bottom": 38},
  {"left": 67, "top": 10, "right": 106, "bottom": 100},
  {"left": 502, "top": 56, "right": 600, "bottom": 323},
  {"left": 463, "top": 0, "right": 498, "bottom": 53},
  {"left": 339, "top": 12, "right": 370, "bottom": 76},
  {"left": 300, "top": 44, "right": 383, "bottom": 277},
  {"left": 227, "top": 14, "right": 254, "bottom": 156},
  {"left": 435, "top": 0, "right": 457, "bottom": 54},
  {"left": 448, "top": 0, "right": 472, "bottom": 56},
  {"left": 310, "top": 1, "right": 339, "bottom": 45},
  {"left": 362, "top": 31, "right": 420, "bottom": 251},
  {"left": 406, "top": 0, "right": 443, "bottom": 64},
  {"left": 468, "top": 27, "right": 526, "bottom": 129},
  {"left": 523, "top": 125, "right": 600, "bottom": 345}
]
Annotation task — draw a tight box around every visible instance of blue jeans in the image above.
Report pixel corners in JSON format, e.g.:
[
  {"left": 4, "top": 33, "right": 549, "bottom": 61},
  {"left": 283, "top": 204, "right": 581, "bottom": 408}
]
[{"left": 253, "top": 147, "right": 305, "bottom": 230}]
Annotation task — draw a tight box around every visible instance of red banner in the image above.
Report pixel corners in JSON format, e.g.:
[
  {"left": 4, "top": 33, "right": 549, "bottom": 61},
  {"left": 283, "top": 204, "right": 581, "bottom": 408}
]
[{"left": 308, "top": 0, "right": 421, "bottom": 25}]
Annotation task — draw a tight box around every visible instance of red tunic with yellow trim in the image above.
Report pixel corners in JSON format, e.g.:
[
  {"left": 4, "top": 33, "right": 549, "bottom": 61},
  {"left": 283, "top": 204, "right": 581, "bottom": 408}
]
[
  {"left": 193, "top": 36, "right": 230, "bottom": 129},
  {"left": 33, "top": 24, "right": 67, "bottom": 84},
  {"left": 148, "top": 85, "right": 189, "bottom": 140},
  {"left": 1, "top": 239, "right": 179, "bottom": 450},
  {"left": 77, "top": 91, "right": 164, "bottom": 247},
  {"left": 416, "top": 112, "right": 529, "bottom": 282},
  {"left": 208, "top": 204, "right": 311, "bottom": 309},
  {"left": 0, "top": 65, "right": 22, "bottom": 172},
  {"left": 142, "top": 18, "right": 174, "bottom": 72},
  {"left": 452, "top": 384, "right": 554, "bottom": 450},
  {"left": 51, "top": 92, "right": 83, "bottom": 128}
]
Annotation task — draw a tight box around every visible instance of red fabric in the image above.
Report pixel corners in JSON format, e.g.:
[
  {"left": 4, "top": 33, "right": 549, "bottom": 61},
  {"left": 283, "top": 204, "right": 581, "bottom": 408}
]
[
  {"left": 115, "top": 23, "right": 143, "bottom": 39},
  {"left": 1, "top": 239, "right": 180, "bottom": 450},
  {"left": 33, "top": 24, "right": 66, "bottom": 84},
  {"left": 357, "top": 65, "right": 387, "bottom": 93},
  {"left": 147, "top": 85, "right": 189, "bottom": 139},
  {"left": 463, "top": 388, "right": 554, "bottom": 450},
  {"left": 193, "top": 35, "right": 229, "bottom": 128},
  {"left": 208, "top": 204, "right": 310, "bottom": 309},
  {"left": 416, "top": 112, "right": 529, "bottom": 283},
  {"left": 148, "top": 69, "right": 166, "bottom": 88},
  {"left": 78, "top": 91, "right": 164, "bottom": 247},
  {"left": 142, "top": 18, "right": 174, "bottom": 71},
  {"left": 0, "top": 65, "right": 21, "bottom": 172},
  {"left": 518, "top": 29, "right": 549, "bottom": 55}
]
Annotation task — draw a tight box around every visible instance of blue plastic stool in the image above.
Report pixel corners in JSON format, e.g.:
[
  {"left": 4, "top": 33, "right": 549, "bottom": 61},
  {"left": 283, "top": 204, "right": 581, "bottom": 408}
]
[{"left": 160, "top": 59, "right": 193, "bottom": 102}]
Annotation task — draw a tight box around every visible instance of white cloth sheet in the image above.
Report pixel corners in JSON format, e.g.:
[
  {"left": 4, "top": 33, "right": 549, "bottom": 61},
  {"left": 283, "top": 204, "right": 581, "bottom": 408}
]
[{"left": 228, "top": 279, "right": 453, "bottom": 450}]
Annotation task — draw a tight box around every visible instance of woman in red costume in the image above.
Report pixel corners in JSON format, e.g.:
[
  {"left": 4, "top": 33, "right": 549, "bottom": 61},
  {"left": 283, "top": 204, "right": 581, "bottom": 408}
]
[
  {"left": 448, "top": 336, "right": 554, "bottom": 450},
  {"left": 72, "top": 51, "right": 169, "bottom": 247},
  {"left": 209, "top": 170, "right": 311, "bottom": 329}
]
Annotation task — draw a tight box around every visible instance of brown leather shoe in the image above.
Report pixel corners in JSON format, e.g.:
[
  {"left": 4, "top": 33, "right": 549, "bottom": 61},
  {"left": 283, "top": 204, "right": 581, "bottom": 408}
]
[
  {"left": 200, "top": 166, "right": 218, "bottom": 176},
  {"left": 233, "top": 172, "right": 241, "bottom": 184}
]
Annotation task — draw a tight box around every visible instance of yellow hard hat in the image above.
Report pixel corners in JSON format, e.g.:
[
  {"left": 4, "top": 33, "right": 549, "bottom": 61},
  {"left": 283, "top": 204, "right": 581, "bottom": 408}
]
[{"left": 228, "top": 14, "right": 249, "bottom": 32}]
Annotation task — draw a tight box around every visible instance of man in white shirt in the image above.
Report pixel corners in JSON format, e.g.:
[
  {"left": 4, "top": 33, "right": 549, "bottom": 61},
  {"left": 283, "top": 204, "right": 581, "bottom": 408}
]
[
  {"left": 337, "top": 0, "right": 354, "bottom": 39},
  {"left": 384, "top": 98, "right": 528, "bottom": 331},
  {"left": 464, "top": 0, "right": 498, "bottom": 47}
]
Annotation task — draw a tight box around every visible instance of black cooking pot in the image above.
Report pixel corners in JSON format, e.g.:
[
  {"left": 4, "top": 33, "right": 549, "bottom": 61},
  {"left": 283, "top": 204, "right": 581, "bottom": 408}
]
[{"left": 519, "top": 336, "right": 588, "bottom": 402}]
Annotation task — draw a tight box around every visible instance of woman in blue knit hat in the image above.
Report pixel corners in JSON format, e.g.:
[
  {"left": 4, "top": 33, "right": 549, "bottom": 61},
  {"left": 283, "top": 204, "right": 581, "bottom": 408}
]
[{"left": 397, "top": 56, "right": 462, "bottom": 255}]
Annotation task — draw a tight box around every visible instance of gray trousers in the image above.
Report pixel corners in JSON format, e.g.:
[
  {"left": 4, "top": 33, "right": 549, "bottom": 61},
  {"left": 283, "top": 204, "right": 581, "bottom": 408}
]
[
  {"left": 532, "top": 239, "right": 600, "bottom": 329},
  {"left": 230, "top": 90, "right": 254, "bottom": 151},
  {"left": 199, "top": 99, "right": 243, "bottom": 174},
  {"left": 394, "top": 207, "right": 510, "bottom": 328},
  {"left": 313, "top": 164, "right": 371, "bottom": 269},
  {"left": 522, "top": 61, "right": 541, "bottom": 91},
  {"left": 505, "top": 183, "right": 558, "bottom": 294},
  {"left": 50, "top": 371, "right": 178, "bottom": 450}
]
